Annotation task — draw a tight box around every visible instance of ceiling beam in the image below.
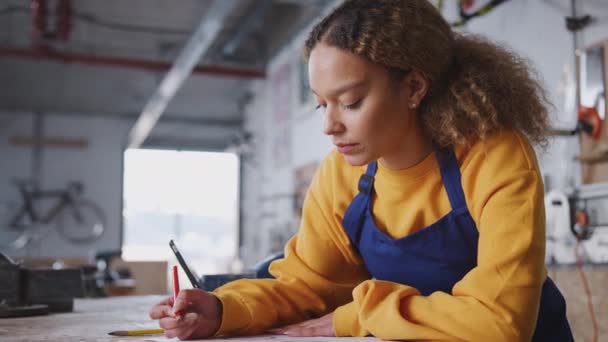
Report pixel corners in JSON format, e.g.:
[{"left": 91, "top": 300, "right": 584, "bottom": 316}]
[
  {"left": 127, "top": 0, "right": 241, "bottom": 149},
  {"left": 222, "top": 0, "right": 273, "bottom": 57},
  {"left": 0, "top": 108, "right": 242, "bottom": 128},
  {"left": 0, "top": 46, "right": 265, "bottom": 79}
]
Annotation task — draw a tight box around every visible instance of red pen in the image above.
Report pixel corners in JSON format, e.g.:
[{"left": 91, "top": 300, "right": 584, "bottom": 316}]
[{"left": 172, "top": 265, "right": 183, "bottom": 318}]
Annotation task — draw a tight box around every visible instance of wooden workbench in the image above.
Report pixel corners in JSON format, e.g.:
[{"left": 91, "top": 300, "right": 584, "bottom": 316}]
[{"left": 0, "top": 296, "right": 379, "bottom": 342}]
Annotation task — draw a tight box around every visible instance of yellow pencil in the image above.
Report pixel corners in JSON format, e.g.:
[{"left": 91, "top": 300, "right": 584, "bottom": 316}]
[{"left": 108, "top": 328, "right": 164, "bottom": 336}]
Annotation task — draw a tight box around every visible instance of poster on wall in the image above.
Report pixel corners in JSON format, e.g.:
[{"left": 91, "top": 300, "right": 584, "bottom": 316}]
[
  {"left": 271, "top": 62, "right": 292, "bottom": 168},
  {"left": 293, "top": 161, "right": 319, "bottom": 228}
]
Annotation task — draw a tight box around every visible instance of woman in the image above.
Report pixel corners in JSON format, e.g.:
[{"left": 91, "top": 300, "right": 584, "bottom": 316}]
[{"left": 150, "top": 0, "right": 573, "bottom": 340}]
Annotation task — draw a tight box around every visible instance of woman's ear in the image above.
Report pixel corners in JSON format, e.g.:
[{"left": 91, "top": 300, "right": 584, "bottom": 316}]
[{"left": 403, "top": 69, "right": 429, "bottom": 109}]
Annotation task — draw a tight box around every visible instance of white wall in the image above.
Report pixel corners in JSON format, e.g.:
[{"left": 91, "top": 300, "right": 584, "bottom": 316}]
[
  {"left": 0, "top": 111, "right": 130, "bottom": 259},
  {"left": 238, "top": 0, "right": 608, "bottom": 266},
  {"left": 239, "top": 26, "right": 334, "bottom": 265}
]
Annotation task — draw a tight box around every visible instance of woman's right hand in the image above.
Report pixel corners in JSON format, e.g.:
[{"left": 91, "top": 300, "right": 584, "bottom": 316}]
[{"left": 149, "top": 289, "right": 223, "bottom": 340}]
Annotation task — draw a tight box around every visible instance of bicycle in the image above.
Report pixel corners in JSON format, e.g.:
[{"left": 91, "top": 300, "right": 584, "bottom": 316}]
[{"left": 0, "top": 179, "right": 105, "bottom": 250}]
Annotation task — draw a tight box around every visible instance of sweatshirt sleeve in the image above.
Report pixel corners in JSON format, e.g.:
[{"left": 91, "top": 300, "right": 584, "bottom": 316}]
[
  {"left": 213, "top": 153, "right": 369, "bottom": 336},
  {"left": 333, "top": 132, "right": 547, "bottom": 341}
]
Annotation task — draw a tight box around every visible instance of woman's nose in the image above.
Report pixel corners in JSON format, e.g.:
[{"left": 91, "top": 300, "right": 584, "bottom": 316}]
[{"left": 322, "top": 106, "right": 344, "bottom": 136}]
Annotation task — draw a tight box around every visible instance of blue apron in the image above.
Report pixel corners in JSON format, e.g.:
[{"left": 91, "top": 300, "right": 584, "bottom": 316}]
[{"left": 342, "top": 148, "right": 573, "bottom": 341}]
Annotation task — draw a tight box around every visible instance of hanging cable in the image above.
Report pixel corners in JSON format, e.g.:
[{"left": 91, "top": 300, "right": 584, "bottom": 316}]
[{"left": 574, "top": 236, "right": 599, "bottom": 342}]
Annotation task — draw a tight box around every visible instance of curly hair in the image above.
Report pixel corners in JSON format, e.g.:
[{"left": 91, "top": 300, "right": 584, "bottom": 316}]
[{"left": 304, "top": 0, "right": 551, "bottom": 148}]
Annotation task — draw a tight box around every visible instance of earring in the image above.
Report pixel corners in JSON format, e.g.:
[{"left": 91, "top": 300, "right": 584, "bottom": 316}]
[{"left": 410, "top": 103, "right": 416, "bottom": 109}]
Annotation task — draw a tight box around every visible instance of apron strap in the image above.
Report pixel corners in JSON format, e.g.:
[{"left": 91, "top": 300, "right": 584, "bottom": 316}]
[
  {"left": 358, "top": 161, "right": 377, "bottom": 195},
  {"left": 437, "top": 149, "right": 467, "bottom": 210},
  {"left": 342, "top": 162, "right": 377, "bottom": 248}
]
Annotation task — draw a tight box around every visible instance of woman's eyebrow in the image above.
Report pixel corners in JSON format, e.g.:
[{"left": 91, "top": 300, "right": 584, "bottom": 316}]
[{"left": 311, "top": 80, "right": 367, "bottom": 98}]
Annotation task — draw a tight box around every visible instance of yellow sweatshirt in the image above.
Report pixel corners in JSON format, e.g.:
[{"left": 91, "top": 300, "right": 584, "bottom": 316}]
[{"left": 214, "top": 129, "right": 546, "bottom": 341}]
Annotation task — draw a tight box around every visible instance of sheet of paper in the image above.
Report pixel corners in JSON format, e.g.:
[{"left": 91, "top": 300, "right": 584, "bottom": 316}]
[{"left": 145, "top": 335, "right": 380, "bottom": 342}]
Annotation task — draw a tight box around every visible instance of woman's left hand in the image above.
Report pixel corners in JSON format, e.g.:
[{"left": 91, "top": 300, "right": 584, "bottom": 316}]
[{"left": 267, "top": 312, "right": 335, "bottom": 337}]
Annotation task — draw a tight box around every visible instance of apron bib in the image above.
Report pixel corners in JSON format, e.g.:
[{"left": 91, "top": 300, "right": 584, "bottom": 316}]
[{"left": 342, "top": 149, "right": 573, "bottom": 341}]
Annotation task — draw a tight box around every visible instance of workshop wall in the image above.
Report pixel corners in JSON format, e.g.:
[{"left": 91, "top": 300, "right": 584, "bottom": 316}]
[{"left": 0, "top": 111, "right": 129, "bottom": 259}]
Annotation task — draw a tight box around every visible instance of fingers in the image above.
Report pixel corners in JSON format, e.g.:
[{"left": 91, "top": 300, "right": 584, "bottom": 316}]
[
  {"left": 162, "top": 312, "right": 200, "bottom": 340},
  {"left": 149, "top": 304, "right": 175, "bottom": 320},
  {"left": 270, "top": 319, "right": 314, "bottom": 333},
  {"left": 159, "top": 317, "right": 180, "bottom": 331},
  {"left": 267, "top": 328, "right": 287, "bottom": 335},
  {"left": 172, "top": 289, "right": 207, "bottom": 314},
  {"left": 149, "top": 296, "right": 175, "bottom": 319},
  {"left": 269, "top": 325, "right": 331, "bottom": 337},
  {"left": 151, "top": 290, "right": 221, "bottom": 340},
  {"left": 156, "top": 296, "right": 175, "bottom": 307},
  {"left": 175, "top": 325, "right": 198, "bottom": 341},
  {"left": 288, "top": 325, "right": 330, "bottom": 337},
  {"left": 267, "top": 315, "right": 334, "bottom": 337},
  {"left": 164, "top": 326, "right": 197, "bottom": 340}
]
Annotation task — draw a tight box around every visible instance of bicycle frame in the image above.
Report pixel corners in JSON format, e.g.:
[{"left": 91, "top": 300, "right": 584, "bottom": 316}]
[
  {"left": 2, "top": 180, "right": 104, "bottom": 248},
  {"left": 9, "top": 186, "right": 75, "bottom": 228}
]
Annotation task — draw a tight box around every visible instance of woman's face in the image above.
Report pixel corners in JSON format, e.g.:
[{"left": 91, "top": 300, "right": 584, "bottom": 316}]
[{"left": 308, "top": 43, "right": 429, "bottom": 169}]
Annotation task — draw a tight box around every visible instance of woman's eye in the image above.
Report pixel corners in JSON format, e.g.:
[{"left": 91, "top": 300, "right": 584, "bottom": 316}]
[
  {"left": 342, "top": 99, "right": 362, "bottom": 110},
  {"left": 315, "top": 104, "right": 326, "bottom": 111}
]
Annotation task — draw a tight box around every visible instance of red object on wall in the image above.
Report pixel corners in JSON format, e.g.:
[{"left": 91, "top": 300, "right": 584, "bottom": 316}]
[
  {"left": 30, "top": 0, "right": 72, "bottom": 43},
  {"left": 30, "top": 0, "right": 47, "bottom": 44},
  {"left": 56, "top": 0, "right": 72, "bottom": 41},
  {"left": 578, "top": 106, "right": 603, "bottom": 140},
  {"left": 462, "top": 0, "right": 475, "bottom": 10}
]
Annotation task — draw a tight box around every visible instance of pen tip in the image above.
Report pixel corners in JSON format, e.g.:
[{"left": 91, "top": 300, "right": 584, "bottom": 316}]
[{"left": 108, "top": 331, "right": 127, "bottom": 336}]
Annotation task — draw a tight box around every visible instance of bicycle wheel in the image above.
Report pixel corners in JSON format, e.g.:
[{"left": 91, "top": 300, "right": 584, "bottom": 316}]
[
  {"left": 0, "top": 202, "right": 30, "bottom": 250},
  {"left": 56, "top": 199, "right": 106, "bottom": 244}
]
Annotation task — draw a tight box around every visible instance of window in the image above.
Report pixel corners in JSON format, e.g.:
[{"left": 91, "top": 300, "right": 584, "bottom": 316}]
[{"left": 122, "top": 149, "right": 239, "bottom": 276}]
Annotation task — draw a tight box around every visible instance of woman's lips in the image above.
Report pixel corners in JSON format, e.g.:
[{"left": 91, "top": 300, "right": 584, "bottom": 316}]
[{"left": 335, "top": 143, "right": 359, "bottom": 154}]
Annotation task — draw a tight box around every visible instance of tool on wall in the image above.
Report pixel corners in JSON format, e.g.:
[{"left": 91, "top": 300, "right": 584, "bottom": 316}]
[
  {"left": 548, "top": 0, "right": 601, "bottom": 137},
  {"left": 434, "top": 0, "right": 510, "bottom": 27},
  {"left": 569, "top": 193, "right": 608, "bottom": 243},
  {"left": 542, "top": 190, "right": 606, "bottom": 262},
  {"left": 577, "top": 106, "right": 603, "bottom": 140},
  {"left": 551, "top": 105, "right": 603, "bottom": 139},
  {"left": 546, "top": 0, "right": 608, "bottom": 170},
  {"left": 453, "top": 0, "right": 510, "bottom": 27}
]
